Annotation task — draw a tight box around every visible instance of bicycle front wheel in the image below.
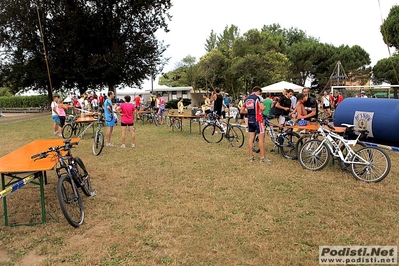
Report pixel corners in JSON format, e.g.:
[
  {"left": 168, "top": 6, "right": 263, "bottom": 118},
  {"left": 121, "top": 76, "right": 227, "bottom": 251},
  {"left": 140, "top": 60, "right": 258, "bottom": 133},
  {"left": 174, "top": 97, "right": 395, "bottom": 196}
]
[
  {"left": 350, "top": 147, "right": 391, "bottom": 183},
  {"left": 202, "top": 124, "right": 224, "bottom": 143},
  {"left": 92, "top": 131, "right": 104, "bottom": 156},
  {"left": 227, "top": 126, "right": 244, "bottom": 148},
  {"left": 74, "top": 157, "right": 93, "bottom": 196},
  {"left": 299, "top": 139, "right": 330, "bottom": 171},
  {"left": 279, "top": 131, "right": 301, "bottom": 160},
  {"left": 166, "top": 116, "right": 172, "bottom": 127},
  {"left": 62, "top": 124, "right": 74, "bottom": 139},
  {"left": 57, "top": 173, "right": 84, "bottom": 227},
  {"left": 174, "top": 119, "right": 181, "bottom": 130}
]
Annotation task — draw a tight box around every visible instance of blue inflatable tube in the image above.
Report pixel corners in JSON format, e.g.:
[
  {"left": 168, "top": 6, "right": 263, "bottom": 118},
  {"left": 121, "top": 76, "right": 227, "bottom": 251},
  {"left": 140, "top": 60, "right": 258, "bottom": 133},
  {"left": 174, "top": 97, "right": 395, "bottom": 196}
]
[{"left": 333, "top": 98, "right": 399, "bottom": 143}]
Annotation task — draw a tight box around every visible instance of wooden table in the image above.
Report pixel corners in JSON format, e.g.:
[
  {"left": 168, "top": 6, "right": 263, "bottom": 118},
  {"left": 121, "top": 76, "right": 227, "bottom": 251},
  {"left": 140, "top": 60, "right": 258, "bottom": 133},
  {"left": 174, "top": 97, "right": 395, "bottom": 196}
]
[
  {"left": 168, "top": 114, "right": 204, "bottom": 134},
  {"left": 287, "top": 124, "right": 347, "bottom": 134},
  {"left": 0, "top": 138, "right": 79, "bottom": 226}
]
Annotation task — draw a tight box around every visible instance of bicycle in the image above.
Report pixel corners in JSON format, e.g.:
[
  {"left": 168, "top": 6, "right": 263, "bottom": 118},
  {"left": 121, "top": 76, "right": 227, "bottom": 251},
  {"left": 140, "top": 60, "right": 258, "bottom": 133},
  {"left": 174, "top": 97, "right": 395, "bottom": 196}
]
[
  {"left": 298, "top": 120, "right": 391, "bottom": 182},
  {"left": 295, "top": 120, "right": 366, "bottom": 160},
  {"left": 253, "top": 116, "right": 300, "bottom": 160},
  {"left": 166, "top": 111, "right": 182, "bottom": 130},
  {"left": 31, "top": 139, "right": 96, "bottom": 227},
  {"left": 62, "top": 114, "right": 84, "bottom": 139},
  {"left": 202, "top": 112, "right": 244, "bottom": 148},
  {"left": 92, "top": 112, "right": 105, "bottom": 156}
]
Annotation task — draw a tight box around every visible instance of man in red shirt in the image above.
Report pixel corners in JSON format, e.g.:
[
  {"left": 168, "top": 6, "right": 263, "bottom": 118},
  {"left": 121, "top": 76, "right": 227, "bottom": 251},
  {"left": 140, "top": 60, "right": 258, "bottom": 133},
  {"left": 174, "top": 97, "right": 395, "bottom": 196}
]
[
  {"left": 134, "top": 94, "right": 142, "bottom": 119},
  {"left": 335, "top": 91, "right": 344, "bottom": 108}
]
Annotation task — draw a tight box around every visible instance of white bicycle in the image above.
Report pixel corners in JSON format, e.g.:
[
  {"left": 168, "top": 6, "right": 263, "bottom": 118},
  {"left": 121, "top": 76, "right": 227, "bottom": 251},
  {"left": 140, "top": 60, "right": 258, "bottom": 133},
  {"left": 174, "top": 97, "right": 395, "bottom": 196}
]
[{"left": 298, "top": 120, "right": 391, "bottom": 183}]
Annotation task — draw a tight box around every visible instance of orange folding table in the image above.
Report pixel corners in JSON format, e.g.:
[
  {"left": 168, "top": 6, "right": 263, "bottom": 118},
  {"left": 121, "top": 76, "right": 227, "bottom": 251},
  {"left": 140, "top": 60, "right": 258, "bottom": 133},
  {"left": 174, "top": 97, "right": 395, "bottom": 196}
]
[
  {"left": 167, "top": 114, "right": 203, "bottom": 134},
  {"left": 0, "top": 138, "right": 79, "bottom": 226},
  {"left": 76, "top": 116, "right": 96, "bottom": 138}
]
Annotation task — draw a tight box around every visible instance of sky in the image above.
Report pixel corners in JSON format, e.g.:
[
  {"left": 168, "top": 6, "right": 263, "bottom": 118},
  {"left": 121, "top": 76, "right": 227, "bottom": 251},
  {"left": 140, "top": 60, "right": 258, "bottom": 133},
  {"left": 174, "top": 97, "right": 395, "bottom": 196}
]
[{"left": 142, "top": 0, "right": 398, "bottom": 89}]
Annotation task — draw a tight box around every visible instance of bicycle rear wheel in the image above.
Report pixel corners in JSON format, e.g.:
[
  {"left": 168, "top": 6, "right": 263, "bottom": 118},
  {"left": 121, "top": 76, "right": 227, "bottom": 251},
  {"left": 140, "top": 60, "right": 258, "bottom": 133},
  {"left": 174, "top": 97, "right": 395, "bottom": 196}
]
[
  {"left": 227, "top": 126, "right": 244, "bottom": 148},
  {"left": 298, "top": 139, "right": 330, "bottom": 171},
  {"left": 166, "top": 116, "right": 172, "bottom": 127},
  {"left": 74, "top": 157, "right": 94, "bottom": 196},
  {"left": 62, "top": 124, "right": 74, "bottom": 139},
  {"left": 279, "top": 131, "right": 300, "bottom": 160},
  {"left": 92, "top": 131, "right": 104, "bottom": 156},
  {"left": 350, "top": 147, "right": 391, "bottom": 182},
  {"left": 153, "top": 114, "right": 160, "bottom": 126},
  {"left": 202, "top": 124, "right": 224, "bottom": 143},
  {"left": 57, "top": 173, "right": 84, "bottom": 227}
]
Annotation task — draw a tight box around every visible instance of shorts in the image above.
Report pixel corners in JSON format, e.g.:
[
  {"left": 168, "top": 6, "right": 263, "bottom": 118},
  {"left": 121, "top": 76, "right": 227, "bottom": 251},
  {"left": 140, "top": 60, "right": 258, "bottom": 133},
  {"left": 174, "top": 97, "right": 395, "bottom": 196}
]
[
  {"left": 106, "top": 120, "right": 116, "bottom": 127},
  {"left": 158, "top": 107, "right": 165, "bottom": 115},
  {"left": 248, "top": 121, "right": 265, "bottom": 134},
  {"left": 52, "top": 115, "right": 60, "bottom": 123},
  {"left": 59, "top": 116, "right": 66, "bottom": 128},
  {"left": 323, "top": 104, "right": 331, "bottom": 109},
  {"left": 121, "top": 122, "right": 134, "bottom": 127}
]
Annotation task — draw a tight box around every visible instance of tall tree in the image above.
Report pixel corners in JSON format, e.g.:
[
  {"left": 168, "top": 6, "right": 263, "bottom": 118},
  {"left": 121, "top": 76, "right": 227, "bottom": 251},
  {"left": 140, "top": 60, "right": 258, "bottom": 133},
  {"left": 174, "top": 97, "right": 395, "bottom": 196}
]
[
  {"left": 0, "top": 0, "right": 172, "bottom": 98},
  {"left": 381, "top": 5, "right": 399, "bottom": 49},
  {"left": 372, "top": 54, "right": 399, "bottom": 98}
]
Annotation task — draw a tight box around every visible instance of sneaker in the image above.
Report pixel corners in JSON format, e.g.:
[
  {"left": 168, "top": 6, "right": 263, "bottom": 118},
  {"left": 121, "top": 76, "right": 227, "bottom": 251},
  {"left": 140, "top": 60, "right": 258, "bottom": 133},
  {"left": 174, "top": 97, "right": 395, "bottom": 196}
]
[
  {"left": 249, "top": 157, "right": 254, "bottom": 162},
  {"left": 259, "top": 157, "right": 271, "bottom": 163},
  {"left": 131, "top": 144, "right": 135, "bottom": 148},
  {"left": 106, "top": 143, "right": 114, "bottom": 147},
  {"left": 57, "top": 133, "right": 63, "bottom": 137},
  {"left": 54, "top": 131, "right": 58, "bottom": 135},
  {"left": 120, "top": 144, "right": 126, "bottom": 148}
]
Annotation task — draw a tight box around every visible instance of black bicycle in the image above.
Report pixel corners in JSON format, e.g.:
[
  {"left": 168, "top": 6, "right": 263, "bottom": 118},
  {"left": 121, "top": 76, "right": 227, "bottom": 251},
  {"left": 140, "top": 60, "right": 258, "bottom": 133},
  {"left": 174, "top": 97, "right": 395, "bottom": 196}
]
[
  {"left": 31, "top": 139, "right": 96, "bottom": 227},
  {"left": 62, "top": 115, "right": 84, "bottom": 139},
  {"left": 202, "top": 112, "right": 245, "bottom": 148},
  {"left": 252, "top": 116, "right": 300, "bottom": 160},
  {"left": 92, "top": 112, "right": 105, "bottom": 156}
]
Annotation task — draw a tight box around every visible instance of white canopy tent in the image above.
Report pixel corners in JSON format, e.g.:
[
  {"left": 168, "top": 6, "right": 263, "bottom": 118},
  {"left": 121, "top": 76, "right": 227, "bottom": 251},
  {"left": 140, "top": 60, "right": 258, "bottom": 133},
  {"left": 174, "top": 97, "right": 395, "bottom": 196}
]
[{"left": 261, "top": 81, "right": 304, "bottom": 93}]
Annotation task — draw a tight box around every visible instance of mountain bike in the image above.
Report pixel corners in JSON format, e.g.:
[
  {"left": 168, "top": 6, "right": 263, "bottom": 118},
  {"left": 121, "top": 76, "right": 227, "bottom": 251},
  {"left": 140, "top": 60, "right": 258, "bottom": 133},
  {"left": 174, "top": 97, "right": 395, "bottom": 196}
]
[
  {"left": 202, "top": 112, "right": 244, "bottom": 148},
  {"left": 253, "top": 116, "right": 300, "bottom": 160},
  {"left": 92, "top": 113, "right": 105, "bottom": 156},
  {"left": 298, "top": 120, "right": 391, "bottom": 182},
  {"left": 31, "top": 139, "right": 96, "bottom": 227}
]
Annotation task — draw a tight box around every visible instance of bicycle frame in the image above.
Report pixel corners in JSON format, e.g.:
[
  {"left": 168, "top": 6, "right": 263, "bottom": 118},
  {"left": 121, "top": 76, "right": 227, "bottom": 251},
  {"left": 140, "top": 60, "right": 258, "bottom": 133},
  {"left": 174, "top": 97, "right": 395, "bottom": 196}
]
[{"left": 314, "top": 126, "right": 368, "bottom": 166}]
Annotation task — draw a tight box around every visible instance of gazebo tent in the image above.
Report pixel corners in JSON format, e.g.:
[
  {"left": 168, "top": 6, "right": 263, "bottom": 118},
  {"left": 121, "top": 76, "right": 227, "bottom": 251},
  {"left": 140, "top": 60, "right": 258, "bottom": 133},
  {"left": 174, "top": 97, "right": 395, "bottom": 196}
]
[{"left": 261, "top": 81, "right": 304, "bottom": 93}]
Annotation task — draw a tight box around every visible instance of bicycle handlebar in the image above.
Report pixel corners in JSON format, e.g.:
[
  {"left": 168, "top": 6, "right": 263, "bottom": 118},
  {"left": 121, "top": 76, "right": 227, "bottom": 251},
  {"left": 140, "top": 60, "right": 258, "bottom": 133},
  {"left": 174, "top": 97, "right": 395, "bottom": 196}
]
[{"left": 30, "top": 139, "right": 79, "bottom": 160}]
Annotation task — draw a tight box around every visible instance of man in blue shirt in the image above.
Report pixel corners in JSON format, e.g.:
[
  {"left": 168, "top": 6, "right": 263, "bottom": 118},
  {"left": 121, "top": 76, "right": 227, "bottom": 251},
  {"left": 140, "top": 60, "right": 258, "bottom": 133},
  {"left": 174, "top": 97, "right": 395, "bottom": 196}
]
[{"left": 104, "top": 91, "right": 116, "bottom": 146}]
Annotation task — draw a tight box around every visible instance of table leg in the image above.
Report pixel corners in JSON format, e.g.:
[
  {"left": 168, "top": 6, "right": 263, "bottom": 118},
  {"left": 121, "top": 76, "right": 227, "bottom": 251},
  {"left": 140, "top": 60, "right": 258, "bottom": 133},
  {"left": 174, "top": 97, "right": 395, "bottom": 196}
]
[
  {"left": 39, "top": 172, "right": 46, "bottom": 224},
  {"left": 2, "top": 173, "right": 8, "bottom": 226}
]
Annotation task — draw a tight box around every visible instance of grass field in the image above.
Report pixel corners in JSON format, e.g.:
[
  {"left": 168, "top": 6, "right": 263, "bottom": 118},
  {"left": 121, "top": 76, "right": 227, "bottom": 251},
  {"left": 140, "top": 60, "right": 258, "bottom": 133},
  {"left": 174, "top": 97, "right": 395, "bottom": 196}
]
[{"left": 0, "top": 114, "right": 398, "bottom": 265}]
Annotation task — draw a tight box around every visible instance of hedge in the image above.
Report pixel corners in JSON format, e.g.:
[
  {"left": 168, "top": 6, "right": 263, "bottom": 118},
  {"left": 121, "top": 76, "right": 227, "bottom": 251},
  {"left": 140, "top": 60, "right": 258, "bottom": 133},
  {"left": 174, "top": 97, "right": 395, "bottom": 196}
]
[{"left": 0, "top": 95, "right": 49, "bottom": 108}]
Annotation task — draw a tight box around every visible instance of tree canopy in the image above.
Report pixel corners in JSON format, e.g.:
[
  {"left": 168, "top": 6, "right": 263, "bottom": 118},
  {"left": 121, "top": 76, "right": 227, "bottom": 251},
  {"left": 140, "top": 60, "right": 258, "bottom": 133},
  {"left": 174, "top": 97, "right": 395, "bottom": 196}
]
[{"left": 0, "top": 0, "right": 172, "bottom": 97}]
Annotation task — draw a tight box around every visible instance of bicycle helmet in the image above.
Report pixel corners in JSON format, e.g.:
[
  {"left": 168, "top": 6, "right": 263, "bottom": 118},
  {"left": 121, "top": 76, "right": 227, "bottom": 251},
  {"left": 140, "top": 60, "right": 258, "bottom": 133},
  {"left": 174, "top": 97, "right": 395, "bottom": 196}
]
[
  {"left": 285, "top": 120, "right": 295, "bottom": 126},
  {"left": 297, "top": 119, "right": 308, "bottom": 126}
]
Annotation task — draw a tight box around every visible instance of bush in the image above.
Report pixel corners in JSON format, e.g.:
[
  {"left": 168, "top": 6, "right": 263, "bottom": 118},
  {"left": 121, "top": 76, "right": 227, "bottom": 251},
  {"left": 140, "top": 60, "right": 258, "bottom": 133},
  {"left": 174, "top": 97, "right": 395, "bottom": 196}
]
[
  {"left": 0, "top": 95, "right": 49, "bottom": 108},
  {"left": 165, "top": 98, "right": 191, "bottom": 109}
]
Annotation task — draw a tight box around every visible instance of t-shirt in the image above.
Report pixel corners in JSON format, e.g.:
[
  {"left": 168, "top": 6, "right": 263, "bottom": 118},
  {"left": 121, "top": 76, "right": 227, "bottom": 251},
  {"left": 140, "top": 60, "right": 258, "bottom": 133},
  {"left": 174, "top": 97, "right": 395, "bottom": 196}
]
[
  {"left": 51, "top": 101, "right": 58, "bottom": 116},
  {"left": 104, "top": 99, "right": 114, "bottom": 122},
  {"left": 134, "top": 96, "right": 141, "bottom": 107},
  {"left": 304, "top": 96, "right": 318, "bottom": 121},
  {"left": 278, "top": 96, "right": 291, "bottom": 116},
  {"left": 120, "top": 103, "right": 135, "bottom": 124},
  {"left": 244, "top": 93, "right": 263, "bottom": 124},
  {"left": 263, "top": 98, "right": 273, "bottom": 116}
]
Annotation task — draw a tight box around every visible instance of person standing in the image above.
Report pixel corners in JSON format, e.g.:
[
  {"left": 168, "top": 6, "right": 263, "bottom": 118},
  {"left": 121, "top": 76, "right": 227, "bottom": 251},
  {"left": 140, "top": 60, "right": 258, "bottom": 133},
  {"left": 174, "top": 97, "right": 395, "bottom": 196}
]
[
  {"left": 57, "top": 98, "right": 68, "bottom": 136},
  {"left": 322, "top": 91, "right": 332, "bottom": 118},
  {"left": 336, "top": 91, "right": 344, "bottom": 108},
  {"left": 240, "top": 86, "right": 270, "bottom": 163},
  {"left": 177, "top": 97, "right": 184, "bottom": 114},
  {"left": 91, "top": 96, "right": 99, "bottom": 111},
  {"left": 51, "top": 96, "right": 61, "bottom": 136},
  {"left": 116, "top": 95, "right": 136, "bottom": 148},
  {"left": 134, "top": 94, "right": 142, "bottom": 119},
  {"left": 262, "top": 93, "right": 273, "bottom": 118},
  {"left": 212, "top": 89, "right": 223, "bottom": 118},
  {"left": 302, "top": 88, "right": 318, "bottom": 122},
  {"left": 156, "top": 93, "right": 166, "bottom": 124},
  {"left": 104, "top": 91, "right": 116, "bottom": 147},
  {"left": 275, "top": 89, "right": 293, "bottom": 125}
]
